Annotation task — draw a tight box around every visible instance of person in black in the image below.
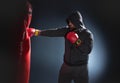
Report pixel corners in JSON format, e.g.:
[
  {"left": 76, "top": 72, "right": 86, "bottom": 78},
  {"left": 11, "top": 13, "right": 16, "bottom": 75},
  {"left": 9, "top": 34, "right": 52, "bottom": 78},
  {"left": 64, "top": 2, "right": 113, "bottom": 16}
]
[{"left": 35, "top": 11, "right": 93, "bottom": 83}]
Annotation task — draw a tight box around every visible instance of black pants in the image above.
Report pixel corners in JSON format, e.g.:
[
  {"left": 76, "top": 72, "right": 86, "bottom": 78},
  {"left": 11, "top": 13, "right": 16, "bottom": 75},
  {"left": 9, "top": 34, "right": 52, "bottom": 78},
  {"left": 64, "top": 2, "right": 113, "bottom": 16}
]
[{"left": 58, "top": 63, "right": 88, "bottom": 83}]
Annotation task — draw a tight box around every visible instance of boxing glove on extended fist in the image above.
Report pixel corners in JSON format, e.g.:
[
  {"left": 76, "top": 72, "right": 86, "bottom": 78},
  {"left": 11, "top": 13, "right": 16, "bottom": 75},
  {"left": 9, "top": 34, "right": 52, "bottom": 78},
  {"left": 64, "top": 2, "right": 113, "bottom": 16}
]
[
  {"left": 27, "top": 28, "right": 40, "bottom": 37},
  {"left": 66, "top": 31, "right": 81, "bottom": 47}
]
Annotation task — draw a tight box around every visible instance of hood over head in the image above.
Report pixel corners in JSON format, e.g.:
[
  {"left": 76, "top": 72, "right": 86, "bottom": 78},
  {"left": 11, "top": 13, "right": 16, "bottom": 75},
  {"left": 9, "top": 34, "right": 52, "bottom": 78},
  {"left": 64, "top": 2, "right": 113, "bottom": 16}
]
[{"left": 66, "top": 11, "right": 85, "bottom": 29}]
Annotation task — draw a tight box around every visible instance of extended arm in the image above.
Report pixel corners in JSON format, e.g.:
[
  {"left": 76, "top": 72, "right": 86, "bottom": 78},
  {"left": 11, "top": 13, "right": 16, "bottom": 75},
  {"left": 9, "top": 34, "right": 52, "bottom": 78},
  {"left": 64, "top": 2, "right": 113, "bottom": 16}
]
[
  {"left": 27, "top": 27, "right": 69, "bottom": 37},
  {"left": 39, "top": 27, "right": 69, "bottom": 37}
]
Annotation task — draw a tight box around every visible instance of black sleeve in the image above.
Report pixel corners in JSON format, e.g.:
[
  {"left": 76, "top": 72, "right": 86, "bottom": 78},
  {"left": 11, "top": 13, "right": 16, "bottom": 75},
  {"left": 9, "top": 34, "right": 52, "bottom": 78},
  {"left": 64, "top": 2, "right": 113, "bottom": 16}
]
[
  {"left": 77, "top": 29, "right": 93, "bottom": 55},
  {"left": 40, "top": 27, "right": 69, "bottom": 37}
]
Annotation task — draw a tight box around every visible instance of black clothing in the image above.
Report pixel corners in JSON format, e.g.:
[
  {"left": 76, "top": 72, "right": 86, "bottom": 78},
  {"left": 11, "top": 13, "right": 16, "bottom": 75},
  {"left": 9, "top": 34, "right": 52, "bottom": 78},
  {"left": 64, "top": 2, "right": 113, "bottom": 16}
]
[
  {"left": 58, "top": 63, "right": 88, "bottom": 83},
  {"left": 40, "top": 27, "right": 93, "bottom": 66},
  {"left": 66, "top": 11, "right": 83, "bottom": 28},
  {"left": 40, "top": 11, "right": 93, "bottom": 83}
]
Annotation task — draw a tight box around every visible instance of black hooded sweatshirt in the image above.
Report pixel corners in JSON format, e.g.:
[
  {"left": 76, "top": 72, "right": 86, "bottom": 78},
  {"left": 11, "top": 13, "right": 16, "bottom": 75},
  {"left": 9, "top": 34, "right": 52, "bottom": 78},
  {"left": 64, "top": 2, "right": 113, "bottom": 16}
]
[{"left": 40, "top": 11, "right": 93, "bottom": 66}]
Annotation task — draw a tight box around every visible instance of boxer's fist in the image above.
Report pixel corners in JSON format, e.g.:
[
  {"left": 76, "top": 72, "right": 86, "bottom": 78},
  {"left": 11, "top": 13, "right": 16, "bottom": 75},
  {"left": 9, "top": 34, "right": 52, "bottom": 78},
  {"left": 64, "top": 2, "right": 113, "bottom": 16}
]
[
  {"left": 27, "top": 28, "right": 40, "bottom": 37},
  {"left": 66, "top": 31, "right": 81, "bottom": 46},
  {"left": 27, "top": 28, "right": 35, "bottom": 37}
]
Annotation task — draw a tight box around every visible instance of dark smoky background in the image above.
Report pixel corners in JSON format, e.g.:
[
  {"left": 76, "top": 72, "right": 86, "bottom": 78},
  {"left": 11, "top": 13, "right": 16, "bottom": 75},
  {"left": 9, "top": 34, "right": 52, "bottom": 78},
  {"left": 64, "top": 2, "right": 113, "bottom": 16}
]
[{"left": 0, "top": 0, "right": 120, "bottom": 83}]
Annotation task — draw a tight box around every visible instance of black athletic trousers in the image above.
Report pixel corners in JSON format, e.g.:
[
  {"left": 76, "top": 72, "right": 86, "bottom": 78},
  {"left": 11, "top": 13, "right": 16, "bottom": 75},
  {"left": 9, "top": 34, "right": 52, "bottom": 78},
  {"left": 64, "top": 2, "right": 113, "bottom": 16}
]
[{"left": 58, "top": 63, "right": 88, "bottom": 83}]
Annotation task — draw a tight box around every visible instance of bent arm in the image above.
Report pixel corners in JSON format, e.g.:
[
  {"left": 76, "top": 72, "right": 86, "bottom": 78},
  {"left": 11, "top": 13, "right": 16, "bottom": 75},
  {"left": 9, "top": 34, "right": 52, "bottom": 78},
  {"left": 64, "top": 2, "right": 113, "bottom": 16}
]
[{"left": 77, "top": 30, "right": 93, "bottom": 55}]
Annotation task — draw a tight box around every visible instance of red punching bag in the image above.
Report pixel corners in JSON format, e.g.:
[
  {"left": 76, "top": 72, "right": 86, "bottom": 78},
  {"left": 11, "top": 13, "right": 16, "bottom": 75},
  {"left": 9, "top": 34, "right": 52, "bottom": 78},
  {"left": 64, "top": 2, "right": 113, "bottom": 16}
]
[
  {"left": 16, "top": 1, "right": 33, "bottom": 83},
  {"left": 0, "top": 1, "right": 34, "bottom": 83}
]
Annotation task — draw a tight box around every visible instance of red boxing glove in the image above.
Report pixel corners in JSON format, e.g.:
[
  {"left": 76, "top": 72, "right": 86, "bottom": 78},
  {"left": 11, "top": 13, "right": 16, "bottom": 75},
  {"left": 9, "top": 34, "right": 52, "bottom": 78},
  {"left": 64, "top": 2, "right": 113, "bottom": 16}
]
[
  {"left": 66, "top": 31, "right": 81, "bottom": 46},
  {"left": 27, "top": 28, "right": 35, "bottom": 37}
]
